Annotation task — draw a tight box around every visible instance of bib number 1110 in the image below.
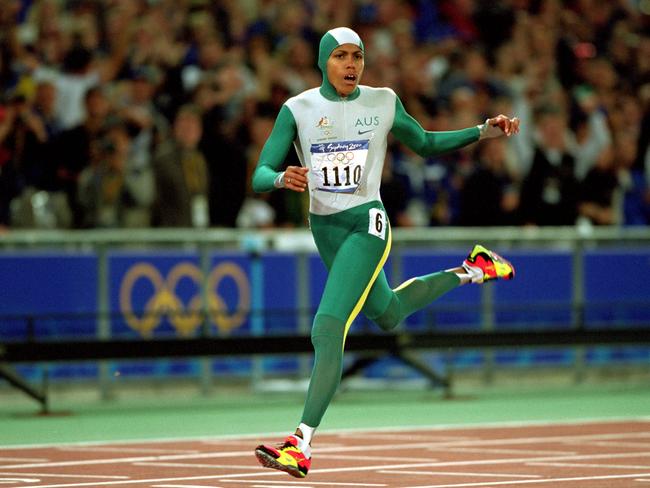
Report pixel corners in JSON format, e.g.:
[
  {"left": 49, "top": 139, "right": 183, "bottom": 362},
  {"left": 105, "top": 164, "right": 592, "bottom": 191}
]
[{"left": 322, "top": 164, "right": 362, "bottom": 188}]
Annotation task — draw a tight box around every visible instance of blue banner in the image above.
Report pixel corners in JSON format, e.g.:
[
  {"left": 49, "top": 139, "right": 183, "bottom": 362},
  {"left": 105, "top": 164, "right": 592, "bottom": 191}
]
[{"left": 2, "top": 247, "right": 649, "bottom": 380}]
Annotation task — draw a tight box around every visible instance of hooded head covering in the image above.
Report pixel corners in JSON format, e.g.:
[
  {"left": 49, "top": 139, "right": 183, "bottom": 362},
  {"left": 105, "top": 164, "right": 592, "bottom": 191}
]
[{"left": 318, "top": 27, "right": 364, "bottom": 100}]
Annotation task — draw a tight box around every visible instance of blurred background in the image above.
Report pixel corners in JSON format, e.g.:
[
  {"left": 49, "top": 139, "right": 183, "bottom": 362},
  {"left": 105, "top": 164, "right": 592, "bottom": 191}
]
[
  {"left": 0, "top": 0, "right": 649, "bottom": 422},
  {"left": 0, "top": 0, "right": 648, "bottom": 230}
]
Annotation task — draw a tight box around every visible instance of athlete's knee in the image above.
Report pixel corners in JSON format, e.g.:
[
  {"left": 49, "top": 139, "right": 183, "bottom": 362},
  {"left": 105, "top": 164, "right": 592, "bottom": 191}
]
[
  {"left": 374, "top": 313, "right": 399, "bottom": 331},
  {"left": 373, "top": 309, "right": 400, "bottom": 331},
  {"left": 311, "top": 313, "right": 345, "bottom": 349},
  {"left": 367, "top": 294, "right": 401, "bottom": 331}
]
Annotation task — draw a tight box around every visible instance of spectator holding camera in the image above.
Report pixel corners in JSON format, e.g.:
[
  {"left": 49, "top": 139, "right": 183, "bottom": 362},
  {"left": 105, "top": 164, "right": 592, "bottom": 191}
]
[{"left": 77, "top": 119, "right": 154, "bottom": 228}]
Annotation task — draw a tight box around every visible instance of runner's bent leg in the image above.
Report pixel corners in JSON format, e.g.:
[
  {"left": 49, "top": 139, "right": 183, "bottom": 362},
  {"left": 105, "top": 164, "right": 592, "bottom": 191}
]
[{"left": 362, "top": 269, "right": 461, "bottom": 331}]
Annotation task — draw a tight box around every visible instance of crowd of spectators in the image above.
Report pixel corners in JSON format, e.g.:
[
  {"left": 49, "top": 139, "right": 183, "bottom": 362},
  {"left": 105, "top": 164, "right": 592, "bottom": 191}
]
[{"left": 0, "top": 0, "right": 648, "bottom": 230}]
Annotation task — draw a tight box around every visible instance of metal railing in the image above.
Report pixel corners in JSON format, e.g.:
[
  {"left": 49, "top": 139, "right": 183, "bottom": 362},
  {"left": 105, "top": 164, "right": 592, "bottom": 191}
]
[{"left": 2, "top": 225, "right": 650, "bottom": 248}]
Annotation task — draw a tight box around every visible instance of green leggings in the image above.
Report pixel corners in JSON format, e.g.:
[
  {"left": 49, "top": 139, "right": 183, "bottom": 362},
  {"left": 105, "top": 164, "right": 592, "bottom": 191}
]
[{"left": 301, "top": 201, "right": 460, "bottom": 427}]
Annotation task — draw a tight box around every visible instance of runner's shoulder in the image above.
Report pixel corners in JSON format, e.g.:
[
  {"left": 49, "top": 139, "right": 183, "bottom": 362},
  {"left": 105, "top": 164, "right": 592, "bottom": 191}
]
[{"left": 358, "top": 85, "right": 397, "bottom": 102}]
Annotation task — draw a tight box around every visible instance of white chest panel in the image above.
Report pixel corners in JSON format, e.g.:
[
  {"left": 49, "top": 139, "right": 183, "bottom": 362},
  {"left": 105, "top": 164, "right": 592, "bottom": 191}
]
[{"left": 285, "top": 86, "right": 397, "bottom": 215}]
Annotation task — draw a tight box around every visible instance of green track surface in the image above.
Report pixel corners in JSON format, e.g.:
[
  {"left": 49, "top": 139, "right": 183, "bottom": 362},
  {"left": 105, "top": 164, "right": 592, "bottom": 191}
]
[{"left": 1, "top": 378, "right": 649, "bottom": 446}]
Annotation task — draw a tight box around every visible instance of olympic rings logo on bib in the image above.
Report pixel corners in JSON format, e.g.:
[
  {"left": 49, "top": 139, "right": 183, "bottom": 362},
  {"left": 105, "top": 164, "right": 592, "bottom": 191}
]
[
  {"left": 326, "top": 152, "right": 355, "bottom": 162},
  {"left": 311, "top": 140, "right": 369, "bottom": 193}
]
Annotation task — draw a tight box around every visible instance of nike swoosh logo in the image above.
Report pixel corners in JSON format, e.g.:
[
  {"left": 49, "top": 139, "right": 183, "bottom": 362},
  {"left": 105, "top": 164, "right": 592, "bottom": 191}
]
[{"left": 357, "top": 129, "right": 374, "bottom": 135}]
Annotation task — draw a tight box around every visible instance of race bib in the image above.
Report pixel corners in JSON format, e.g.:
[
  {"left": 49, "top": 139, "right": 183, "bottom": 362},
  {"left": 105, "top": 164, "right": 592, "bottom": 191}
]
[
  {"left": 310, "top": 140, "right": 369, "bottom": 193},
  {"left": 368, "top": 208, "right": 386, "bottom": 240}
]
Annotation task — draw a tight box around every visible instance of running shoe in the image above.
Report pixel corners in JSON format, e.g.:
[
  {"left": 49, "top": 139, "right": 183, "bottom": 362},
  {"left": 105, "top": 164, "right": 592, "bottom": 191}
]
[
  {"left": 255, "top": 435, "right": 311, "bottom": 478},
  {"left": 462, "top": 244, "right": 515, "bottom": 283}
]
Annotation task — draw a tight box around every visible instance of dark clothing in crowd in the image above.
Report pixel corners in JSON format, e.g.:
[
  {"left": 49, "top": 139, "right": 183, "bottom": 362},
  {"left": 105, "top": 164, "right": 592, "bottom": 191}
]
[
  {"left": 579, "top": 166, "right": 618, "bottom": 210},
  {"left": 201, "top": 109, "right": 247, "bottom": 228},
  {"left": 519, "top": 148, "right": 579, "bottom": 226},
  {"left": 52, "top": 125, "right": 95, "bottom": 226},
  {"left": 458, "top": 166, "right": 516, "bottom": 226}
]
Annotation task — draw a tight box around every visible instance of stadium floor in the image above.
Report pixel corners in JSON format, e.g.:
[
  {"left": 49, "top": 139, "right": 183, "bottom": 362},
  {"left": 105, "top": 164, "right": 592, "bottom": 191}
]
[
  {"left": 1, "top": 378, "right": 650, "bottom": 487},
  {"left": 3, "top": 420, "right": 650, "bottom": 487}
]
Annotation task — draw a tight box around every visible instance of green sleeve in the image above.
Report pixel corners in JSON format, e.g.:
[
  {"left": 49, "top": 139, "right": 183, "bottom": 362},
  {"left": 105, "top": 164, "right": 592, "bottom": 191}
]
[
  {"left": 390, "top": 96, "right": 480, "bottom": 157},
  {"left": 252, "top": 105, "right": 297, "bottom": 193}
]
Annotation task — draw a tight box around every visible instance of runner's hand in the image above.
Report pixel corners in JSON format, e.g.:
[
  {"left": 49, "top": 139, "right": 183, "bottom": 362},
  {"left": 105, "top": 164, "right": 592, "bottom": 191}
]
[
  {"left": 479, "top": 115, "right": 520, "bottom": 139},
  {"left": 283, "top": 166, "right": 309, "bottom": 192}
]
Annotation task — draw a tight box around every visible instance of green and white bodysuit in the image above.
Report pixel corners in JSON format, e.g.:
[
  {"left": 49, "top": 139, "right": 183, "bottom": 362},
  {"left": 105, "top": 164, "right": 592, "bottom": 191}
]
[{"left": 253, "top": 27, "right": 481, "bottom": 428}]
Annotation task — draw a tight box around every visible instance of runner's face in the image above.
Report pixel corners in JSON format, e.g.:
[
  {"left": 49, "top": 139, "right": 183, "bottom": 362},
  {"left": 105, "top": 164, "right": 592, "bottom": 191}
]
[{"left": 326, "top": 43, "right": 364, "bottom": 97}]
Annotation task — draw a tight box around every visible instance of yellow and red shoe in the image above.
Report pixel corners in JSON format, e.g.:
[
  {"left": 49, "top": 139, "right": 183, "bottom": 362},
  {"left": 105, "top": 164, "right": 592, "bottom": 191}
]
[
  {"left": 255, "top": 435, "right": 311, "bottom": 478},
  {"left": 462, "top": 244, "right": 515, "bottom": 283}
]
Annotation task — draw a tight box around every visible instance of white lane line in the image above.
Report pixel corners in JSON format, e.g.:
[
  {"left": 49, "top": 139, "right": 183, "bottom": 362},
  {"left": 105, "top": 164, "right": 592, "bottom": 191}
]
[
  {"left": 337, "top": 434, "right": 477, "bottom": 442},
  {"left": 58, "top": 447, "right": 199, "bottom": 454},
  {"left": 153, "top": 485, "right": 224, "bottom": 488},
  {"left": 0, "top": 473, "right": 129, "bottom": 479},
  {"left": 220, "top": 481, "right": 387, "bottom": 486},
  {"left": 0, "top": 458, "right": 49, "bottom": 463},
  {"left": 404, "top": 472, "right": 650, "bottom": 487},
  {"left": 251, "top": 485, "right": 307, "bottom": 488},
  {"left": 564, "top": 441, "right": 650, "bottom": 448},
  {"left": 0, "top": 451, "right": 252, "bottom": 469},
  {"left": 0, "top": 471, "right": 388, "bottom": 488},
  {"left": 317, "top": 454, "right": 437, "bottom": 462},
  {"left": 0, "top": 474, "right": 283, "bottom": 488},
  {"left": 635, "top": 479, "right": 650, "bottom": 482},
  {"left": 134, "top": 462, "right": 257, "bottom": 469},
  {"left": 251, "top": 485, "right": 308, "bottom": 488},
  {"left": 529, "top": 461, "right": 650, "bottom": 469},
  {"left": 440, "top": 447, "right": 578, "bottom": 456},
  {"left": 0, "top": 479, "right": 40, "bottom": 484},
  {"left": 379, "top": 471, "right": 541, "bottom": 478}
]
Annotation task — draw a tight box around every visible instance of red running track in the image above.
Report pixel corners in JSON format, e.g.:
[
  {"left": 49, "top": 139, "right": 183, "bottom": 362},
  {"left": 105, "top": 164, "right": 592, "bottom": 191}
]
[{"left": 2, "top": 420, "right": 650, "bottom": 487}]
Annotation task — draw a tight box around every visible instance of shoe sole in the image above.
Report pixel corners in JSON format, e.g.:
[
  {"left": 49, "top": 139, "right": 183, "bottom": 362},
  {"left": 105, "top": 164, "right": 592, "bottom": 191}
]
[{"left": 255, "top": 448, "right": 305, "bottom": 478}]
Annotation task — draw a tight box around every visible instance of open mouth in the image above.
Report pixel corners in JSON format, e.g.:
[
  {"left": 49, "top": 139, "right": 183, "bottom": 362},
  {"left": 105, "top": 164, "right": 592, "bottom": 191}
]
[{"left": 344, "top": 74, "right": 357, "bottom": 82}]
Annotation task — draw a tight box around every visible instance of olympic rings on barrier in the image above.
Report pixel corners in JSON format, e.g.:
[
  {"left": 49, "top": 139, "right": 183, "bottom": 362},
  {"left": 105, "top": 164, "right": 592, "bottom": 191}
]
[{"left": 119, "top": 261, "right": 251, "bottom": 336}]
